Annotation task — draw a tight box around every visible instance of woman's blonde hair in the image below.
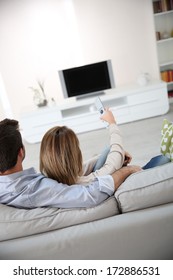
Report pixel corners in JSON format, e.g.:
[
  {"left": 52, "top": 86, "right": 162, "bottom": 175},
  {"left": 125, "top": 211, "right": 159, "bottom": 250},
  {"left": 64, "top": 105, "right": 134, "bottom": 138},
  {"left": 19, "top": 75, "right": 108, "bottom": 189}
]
[{"left": 40, "top": 126, "right": 83, "bottom": 185}]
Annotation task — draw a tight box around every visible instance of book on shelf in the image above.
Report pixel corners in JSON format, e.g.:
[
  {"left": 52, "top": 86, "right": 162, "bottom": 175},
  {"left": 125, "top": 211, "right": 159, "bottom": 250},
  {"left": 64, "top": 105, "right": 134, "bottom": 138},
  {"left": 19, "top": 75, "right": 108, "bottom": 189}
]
[
  {"left": 153, "top": 1, "right": 162, "bottom": 13},
  {"left": 161, "top": 71, "right": 169, "bottom": 82},
  {"left": 161, "top": 0, "right": 171, "bottom": 11},
  {"left": 153, "top": 0, "right": 173, "bottom": 13},
  {"left": 170, "top": 0, "right": 173, "bottom": 9},
  {"left": 168, "top": 70, "right": 173, "bottom": 81},
  {"left": 161, "top": 69, "right": 173, "bottom": 82},
  {"left": 168, "top": 90, "right": 173, "bottom": 98}
]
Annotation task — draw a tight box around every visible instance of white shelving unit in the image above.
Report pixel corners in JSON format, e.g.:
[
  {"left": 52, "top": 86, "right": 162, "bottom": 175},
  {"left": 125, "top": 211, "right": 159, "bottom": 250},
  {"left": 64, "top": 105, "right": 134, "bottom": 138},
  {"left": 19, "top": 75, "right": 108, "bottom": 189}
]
[
  {"left": 152, "top": 1, "right": 173, "bottom": 102},
  {"left": 20, "top": 80, "right": 169, "bottom": 143}
]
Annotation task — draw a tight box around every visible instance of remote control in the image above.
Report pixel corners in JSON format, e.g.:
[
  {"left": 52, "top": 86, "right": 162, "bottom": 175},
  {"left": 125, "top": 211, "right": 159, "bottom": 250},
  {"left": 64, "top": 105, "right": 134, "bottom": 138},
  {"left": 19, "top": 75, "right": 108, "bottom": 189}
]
[
  {"left": 95, "top": 97, "right": 108, "bottom": 128},
  {"left": 95, "top": 97, "right": 105, "bottom": 115}
]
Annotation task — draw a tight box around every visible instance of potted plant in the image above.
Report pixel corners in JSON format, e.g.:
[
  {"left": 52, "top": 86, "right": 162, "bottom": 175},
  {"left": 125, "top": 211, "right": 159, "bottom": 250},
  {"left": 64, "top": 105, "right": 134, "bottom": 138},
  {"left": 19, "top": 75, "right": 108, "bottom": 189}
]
[{"left": 29, "top": 80, "right": 48, "bottom": 107}]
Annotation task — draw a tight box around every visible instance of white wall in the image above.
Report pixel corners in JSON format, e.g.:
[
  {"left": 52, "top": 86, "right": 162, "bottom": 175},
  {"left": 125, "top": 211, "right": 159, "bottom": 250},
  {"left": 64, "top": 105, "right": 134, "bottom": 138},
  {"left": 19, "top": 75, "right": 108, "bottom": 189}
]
[
  {"left": 0, "top": 72, "right": 13, "bottom": 119},
  {"left": 73, "top": 0, "right": 159, "bottom": 84},
  {"left": 0, "top": 101, "right": 5, "bottom": 120},
  {"left": 0, "top": 0, "right": 159, "bottom": 119}
]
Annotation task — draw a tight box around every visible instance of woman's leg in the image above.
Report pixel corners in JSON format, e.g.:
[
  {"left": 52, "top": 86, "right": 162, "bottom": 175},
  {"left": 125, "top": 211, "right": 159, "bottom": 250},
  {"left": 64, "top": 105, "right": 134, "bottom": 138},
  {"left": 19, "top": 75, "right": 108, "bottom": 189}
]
[
  {"left": 142, "top": 155, "right": 170, "bottom": 170},
  {"left": 92, "top": 146, "right": 110, "bottom": 171},
  {"left": 94, "top": 150, "right": 171, "bottom": 171}
]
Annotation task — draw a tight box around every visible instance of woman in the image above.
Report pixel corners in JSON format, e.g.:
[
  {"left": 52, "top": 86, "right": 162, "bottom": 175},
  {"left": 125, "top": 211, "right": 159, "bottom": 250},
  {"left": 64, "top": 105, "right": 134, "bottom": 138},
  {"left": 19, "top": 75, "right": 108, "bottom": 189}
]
[{"left": 40, "top": 108, "right": 126, "bottom": 185}]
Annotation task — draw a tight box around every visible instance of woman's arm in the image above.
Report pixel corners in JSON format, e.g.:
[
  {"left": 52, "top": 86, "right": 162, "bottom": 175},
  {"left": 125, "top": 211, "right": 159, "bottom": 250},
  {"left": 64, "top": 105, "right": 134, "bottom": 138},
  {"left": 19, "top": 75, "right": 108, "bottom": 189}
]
[{"left": 78, "top": 110, "right": 125, "bottom": 184}]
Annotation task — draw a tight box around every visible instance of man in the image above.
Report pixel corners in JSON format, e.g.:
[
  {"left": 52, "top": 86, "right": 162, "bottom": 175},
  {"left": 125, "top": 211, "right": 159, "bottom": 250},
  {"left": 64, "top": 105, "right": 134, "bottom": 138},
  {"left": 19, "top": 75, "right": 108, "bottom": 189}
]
[{"left": 0, "top": 118, "right": 141, "bottom": 209}]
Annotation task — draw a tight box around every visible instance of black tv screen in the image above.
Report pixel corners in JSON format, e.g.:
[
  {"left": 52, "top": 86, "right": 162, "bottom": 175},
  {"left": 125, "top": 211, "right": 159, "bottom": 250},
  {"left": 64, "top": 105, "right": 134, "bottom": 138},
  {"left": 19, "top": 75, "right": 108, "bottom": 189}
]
[{"left": 59, "top": 60, "right": 115, "bottom": 99}]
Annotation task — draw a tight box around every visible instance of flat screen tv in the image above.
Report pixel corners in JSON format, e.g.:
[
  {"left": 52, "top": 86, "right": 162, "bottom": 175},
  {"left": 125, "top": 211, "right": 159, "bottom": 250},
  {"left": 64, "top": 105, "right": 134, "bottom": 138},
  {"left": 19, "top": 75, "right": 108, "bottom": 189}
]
[{"left": 58, "top": 60, "right": 115, "bottom": 99}]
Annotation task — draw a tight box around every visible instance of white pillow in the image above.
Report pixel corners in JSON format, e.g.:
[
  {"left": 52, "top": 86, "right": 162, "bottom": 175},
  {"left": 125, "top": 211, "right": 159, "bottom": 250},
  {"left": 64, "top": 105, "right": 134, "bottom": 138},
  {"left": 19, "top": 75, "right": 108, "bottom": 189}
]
[
  {"left": 0, "top": 196, "right": 119, "bottom": 241},
  {"left": 115, "top": 162, "right": 173, "bottom": 213}
]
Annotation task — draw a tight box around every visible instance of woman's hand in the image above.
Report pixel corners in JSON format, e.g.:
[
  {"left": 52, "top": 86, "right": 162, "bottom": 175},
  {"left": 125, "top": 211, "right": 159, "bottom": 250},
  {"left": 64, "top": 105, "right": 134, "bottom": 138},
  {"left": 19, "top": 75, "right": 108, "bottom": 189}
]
[
  {"left": 123, "top": 151, "right": 132, "bottom": 166},
  {"left": 100, "top": 108, "right": 116, "bottom": 125}
]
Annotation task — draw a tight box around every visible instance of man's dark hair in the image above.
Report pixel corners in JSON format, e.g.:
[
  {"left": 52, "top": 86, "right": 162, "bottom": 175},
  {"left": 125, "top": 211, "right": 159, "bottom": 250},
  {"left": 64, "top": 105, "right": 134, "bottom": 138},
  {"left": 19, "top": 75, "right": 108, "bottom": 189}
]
[{"left": 0, "top": 119, "right": 23, "bottom": 172}]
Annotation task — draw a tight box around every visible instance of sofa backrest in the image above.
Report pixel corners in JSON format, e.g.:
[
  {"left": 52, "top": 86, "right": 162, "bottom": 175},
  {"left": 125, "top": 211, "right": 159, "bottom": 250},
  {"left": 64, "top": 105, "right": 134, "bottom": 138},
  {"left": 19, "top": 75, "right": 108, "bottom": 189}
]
[
  {"left": 0, "top": 196, "right": 119, "bottom": 241},
  {"left": 0, "top": 162, "right": 173, "bottom": 241}
]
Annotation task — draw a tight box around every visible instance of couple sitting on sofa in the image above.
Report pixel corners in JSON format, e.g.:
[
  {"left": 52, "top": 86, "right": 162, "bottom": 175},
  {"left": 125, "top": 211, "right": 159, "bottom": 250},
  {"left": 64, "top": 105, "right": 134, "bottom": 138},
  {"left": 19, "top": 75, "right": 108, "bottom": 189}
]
[{"left": 0, "top": 109, "right": 170, "bottom": 209}]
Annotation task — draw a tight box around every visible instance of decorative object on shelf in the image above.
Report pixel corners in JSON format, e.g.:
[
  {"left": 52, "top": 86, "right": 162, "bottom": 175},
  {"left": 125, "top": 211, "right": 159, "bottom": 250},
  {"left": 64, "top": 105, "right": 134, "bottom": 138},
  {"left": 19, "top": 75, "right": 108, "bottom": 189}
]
[
  {"left": 49, "top": 97, "right": 56, "bottom": 107},
  {"left": 161, "top": 31, "right": 170, "bottom": 39},
  {"left": 156, "top": 31, "right": 161, "bottom": 40},
  {"left": 137, "top": 72, "right": 150, "bottom": 86},
  {"left": 29, "top": 80, "right": 48, "bottom": 108}
]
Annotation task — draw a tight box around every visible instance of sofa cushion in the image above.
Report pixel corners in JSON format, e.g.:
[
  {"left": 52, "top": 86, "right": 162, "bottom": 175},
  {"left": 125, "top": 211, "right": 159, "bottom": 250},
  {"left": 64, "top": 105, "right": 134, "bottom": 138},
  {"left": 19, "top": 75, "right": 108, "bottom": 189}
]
[
  {"left": 0, "top": 196, "right": 119, "bottom": 241},
  {"left": 115, "top": 162, "right": 173, "bottom": 213},
  {"left": 160, "top": 119, "right": 173, "bottom": 161}
]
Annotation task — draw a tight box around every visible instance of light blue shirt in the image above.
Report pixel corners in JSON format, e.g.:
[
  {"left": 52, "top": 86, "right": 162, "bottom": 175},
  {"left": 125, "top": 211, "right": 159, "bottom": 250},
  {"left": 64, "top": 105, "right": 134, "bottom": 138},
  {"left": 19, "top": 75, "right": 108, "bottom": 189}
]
[{"left": 0, "top": 168, "right": 114, "bottom": 209}]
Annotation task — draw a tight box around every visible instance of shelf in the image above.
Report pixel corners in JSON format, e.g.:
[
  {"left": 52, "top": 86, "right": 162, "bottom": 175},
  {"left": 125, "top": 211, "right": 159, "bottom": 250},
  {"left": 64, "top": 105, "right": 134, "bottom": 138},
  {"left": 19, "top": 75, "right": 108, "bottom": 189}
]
[
  {"left": 20, "top": 81, "right": 169, "bottom": 143},
  {"left": 160, "top": 60, "right": 173, "bottom": 67},
  {"left": 157, "top": 37, "right": 173, "bottom": 44},
  {"left": 153, "top": 1, "right": 173, "bottom": 85},
  {"left": 154, "top": 10, "right": 173, "bottom": 16},
  {"left": 61, "top": 96, "right": 128, "bottom": 118}
]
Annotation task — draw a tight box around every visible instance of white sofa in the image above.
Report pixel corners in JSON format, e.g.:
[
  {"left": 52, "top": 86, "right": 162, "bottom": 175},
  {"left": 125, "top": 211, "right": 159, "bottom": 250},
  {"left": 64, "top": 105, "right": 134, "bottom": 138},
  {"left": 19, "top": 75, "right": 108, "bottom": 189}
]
[{"left": 0, "top": 162, "right": 173, "bottom": 260}]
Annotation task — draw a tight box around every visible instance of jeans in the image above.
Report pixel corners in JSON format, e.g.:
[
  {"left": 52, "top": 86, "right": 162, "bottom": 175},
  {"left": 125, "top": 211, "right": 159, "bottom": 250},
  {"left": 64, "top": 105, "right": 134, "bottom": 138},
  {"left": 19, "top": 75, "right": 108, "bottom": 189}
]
[
  {"left": 93, "top": 146, "right": 110, "bottom": 171},
  {"left": 93, "top": 147, "right": 170, "bottom": 172},
  {"left": 142, "top": 154, "right": 170, "bottom": 169}
]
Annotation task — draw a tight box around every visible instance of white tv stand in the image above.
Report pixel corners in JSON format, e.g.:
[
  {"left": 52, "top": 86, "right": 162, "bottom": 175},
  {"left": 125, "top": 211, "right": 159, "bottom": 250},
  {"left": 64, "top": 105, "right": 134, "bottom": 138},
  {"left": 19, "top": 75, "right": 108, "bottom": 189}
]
[{"left": 20, "top": 80, "right": 169, "bottom": 143}]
